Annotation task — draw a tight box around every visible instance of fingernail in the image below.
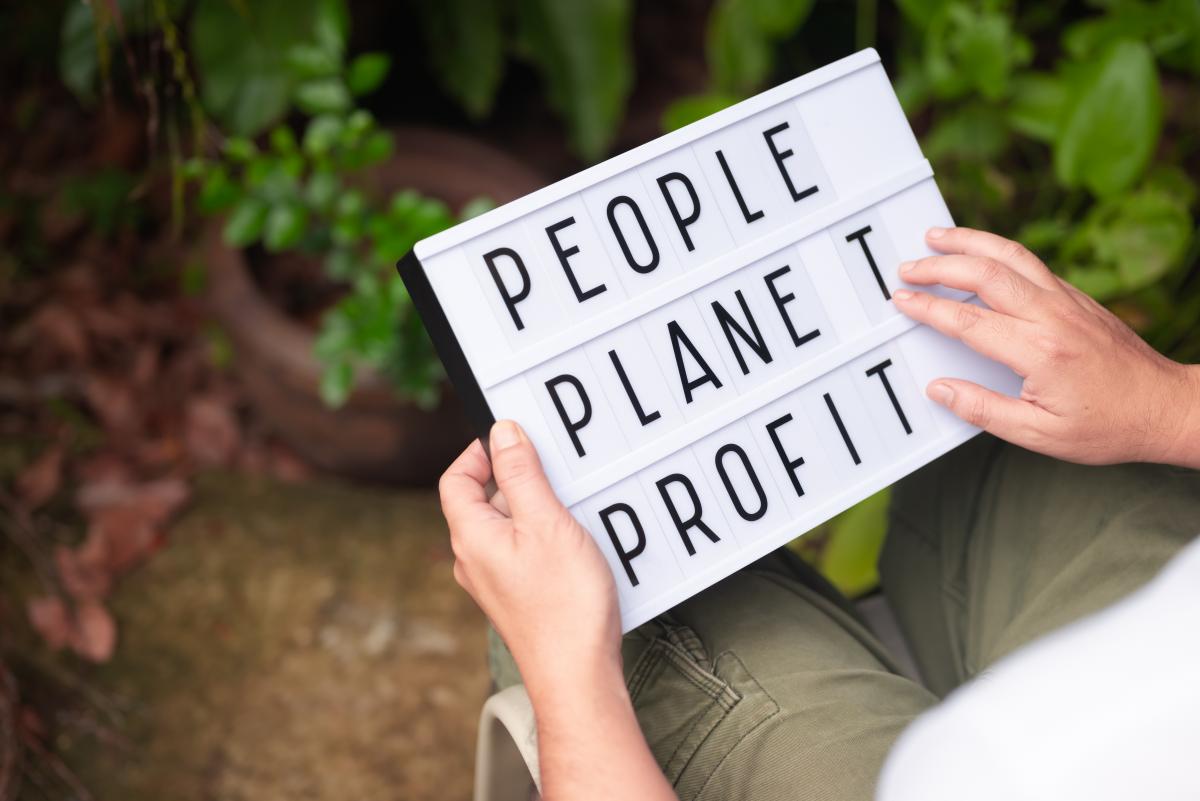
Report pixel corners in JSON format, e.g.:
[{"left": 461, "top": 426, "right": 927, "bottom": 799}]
[
  {"left": 491, "top": 420, "right": 522, "bottom": 450},
  {"left": 927, "top": 227, "right": 947, "bottom": 239},
  {"left": 893, "top": 288, "right": 914, "bottom": 301},
  {"left": 899, "top": 260, "right": 915, "bottom": 275},
  {"left": 928, "top": 382, "right": 955, "bottom": 405}
]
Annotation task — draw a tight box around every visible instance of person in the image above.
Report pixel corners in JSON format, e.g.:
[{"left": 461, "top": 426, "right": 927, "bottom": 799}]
[{"left": 439, "top": 227, "right": 1200, "bottom": 801}]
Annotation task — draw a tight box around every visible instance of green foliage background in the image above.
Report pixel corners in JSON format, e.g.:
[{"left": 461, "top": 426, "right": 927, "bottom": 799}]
[{"left": 57, "top": 0, "right": 1199, "bottom": 592}]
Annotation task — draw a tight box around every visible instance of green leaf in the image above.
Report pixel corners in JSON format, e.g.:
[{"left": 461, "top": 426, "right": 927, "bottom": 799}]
[
  {"left": 460, "top": 197, "right": 496, "bottom": 221},
  {"left": 661, "top": 92, "right": 741, "bottom": 132},
  {"left": 294, "top": 78, "right": 353, "bottom": 115},
  {"left": 59, "top": 0, "right": 184, "bottom": 102},
  {"left": 517, "top": 0, "right": 634, "bottom": 162},
  {"left": 415, "top": 0, "right": 505, "bottom": 117},
  {"left": 197, "top": 166, "right": 240, "bottom": 213},
  {"left": 222, "top": 197, "right": 269, "bottom": 247},
  {"left": 346, "top": 52, "right": 391, "bottom": 96},
  {"left": 924, "top": 104, "right": 1011, "bottom": 162},
  {"left": 1006, "top": 72, "right": 1066, "bottom": 143},
  {"left": 819, "top": 490, "right": 891, "bottom": 597},
  {"left": 707, "top": 0, "right": 816, "bottom": 94},
  {"left": 285, "top": 43, "right": 341, "bottom": 78},
  {"left": 924, "top": 4, "right": 1031, "bottom": 101},
  {"left": 59, "top": 1, "right": 102, "bottom": 102},
  {"left": 319, "top": 360, "right": 354, "bottom": 407},
  {"left": 303, "top": 114, "right": 345, "bottom": 156},
  {"left": 191, "top": 0, "right": 348, "bottom": 136},
  {"left": 263, "top": 202, "right": 309, "bottom": 251},
  {"left": 1016, "top": 217, "right": 1071, "bottom": 253},
  {"left": 1063, "top": 263, "right": 1126, "bottom": 301},
  {"left": 270, "top": 125, "right": 298, "bottom": 153},
  {"left": 304, "top": 169, "right": 340, "bottom": 211},
  {"left": 893, "top": 0, "right": 953, "bottom": 29},
  {"left": 1091, "top": 190, "right": 1192, "bottom": 291},
  {"left": 1054, "top": 40, "right": 1162, "bottom": 198}
]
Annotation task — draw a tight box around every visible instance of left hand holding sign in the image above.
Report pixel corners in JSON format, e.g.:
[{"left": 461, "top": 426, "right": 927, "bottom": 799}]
[
  {"left": 440, "top": 421, "right": 621, "bottom": 696},
  {"left": 440, "top": 422, "right": 676, "bottom": 801}
]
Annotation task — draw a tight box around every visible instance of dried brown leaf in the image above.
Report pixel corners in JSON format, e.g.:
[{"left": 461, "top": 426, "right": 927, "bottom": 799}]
[
  {"left": 185, "top": 396, "right": 239, "bottom": 466},
  {"left": 16, "top": 445, "right": 65, "bottom": 510}
]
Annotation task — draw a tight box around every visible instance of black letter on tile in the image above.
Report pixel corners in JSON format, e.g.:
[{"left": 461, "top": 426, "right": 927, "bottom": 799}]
[
  {"left": 656, "top": 172, "right": 701, "bottom": 252},
  {"left": 715, "top": 444, "right": 768, "bottom": 522},
  {"left": 845, "top": 226, "right": 891, "bottom": 301},
  {"left": 668, "top": 321, "right": 723, "bottom": 404},
  {"left": 546, "top": 217, "right": 606, "bottom": 303},
  {"left": 764, "top": 265, "right": 821, "bottom": 348},
  {"left": 606, "top": 195, "right": 660, "bottom": 274},
  {"left": 711, "top": 290, "right": 772, "bottom": 375},
  {"left": 865, "top": 359, "right": 912, "bottom": 435},
  {"left": 655, "top": 473, "right": 721, "bottom": 556},
  {"left": 483, "top": 247, "right": 531, "bottom": 331},
  {"left": 544, "top": 374, "right": 592, "bottom": 458},
  {"left": 608, "top": 349, "right": 661, "bottom": 427},
  {"left": 823, "top": 393, "right": 862, "bottom": 465},
  {"left": 765, "top": 414, "right": 807, "bottom": 498},
  {"left": 715, "top": 149, "right": 764, "bottom": 224},
  {"left": 598, "top": 503, "right": 646, "bottom": 587},
  {"left": 763, "top": 122, "right": 818, "bottom": 202}
]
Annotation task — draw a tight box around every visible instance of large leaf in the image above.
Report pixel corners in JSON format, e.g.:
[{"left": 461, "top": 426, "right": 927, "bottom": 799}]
[
  {"left": 415, "top": 0, "right": 505, "bottom": 118},
  {"left": 1054, "top": 40, "right": 1162, "bottom": 198},
  {"left": 1006, "top": 72, "right": 1066, "bottom": 143},
  {"left": 517, "top": 0, "right": 634, "bottom": 162},
  {"left": 1092, "top": 190, "right": 1192, "bottom": 291},
  {"left": 191, "top": 0, "right": 348, "bottom": 136},
  {"left": 707, "top": 0, "right": 816, "bottom": 93}
]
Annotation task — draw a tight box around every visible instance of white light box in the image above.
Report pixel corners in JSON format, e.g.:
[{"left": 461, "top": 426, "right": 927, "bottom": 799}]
[{"left": 399, "top": 49, "right": 1020, "bottom": 631}]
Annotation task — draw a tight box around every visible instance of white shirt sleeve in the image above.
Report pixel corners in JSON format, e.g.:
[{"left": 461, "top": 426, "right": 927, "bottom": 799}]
[{"left": 877, "top": 536, "right": 1200, "bottom": 801}]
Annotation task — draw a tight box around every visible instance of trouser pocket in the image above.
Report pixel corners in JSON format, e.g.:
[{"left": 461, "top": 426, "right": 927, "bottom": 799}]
[{"left": 627, "top": 621, "right": 778, "bottom": 801}]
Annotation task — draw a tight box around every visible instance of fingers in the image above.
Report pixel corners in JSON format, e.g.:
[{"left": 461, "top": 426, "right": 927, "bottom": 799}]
[
  {"left": 439, "top": 439, "right": 503, "bottom": 529},
  {"left": 489, "top": 420, "right": 565, "bottom": 522},
  {"left": 926, "top": 227, "right": 1059, "bottom": 291},
  {"left": 900, "top": 254, "right": 1044, "bottom": 318},
  {"left": 926, "top": 378, "right": 1044, "bottom": 443},
  {"left": 893, "top": 290, "right": 1037, "bottom": 375}
]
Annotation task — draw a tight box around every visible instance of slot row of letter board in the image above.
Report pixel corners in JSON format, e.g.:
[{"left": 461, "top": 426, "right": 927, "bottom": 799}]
[{"left": 400, "top": 50, "right": 1020, "bottom": 630}]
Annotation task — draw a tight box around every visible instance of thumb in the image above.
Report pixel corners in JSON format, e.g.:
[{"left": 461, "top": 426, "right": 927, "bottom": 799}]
[{"left": 489, "top": 420, "right": 564, "bottom": 521}]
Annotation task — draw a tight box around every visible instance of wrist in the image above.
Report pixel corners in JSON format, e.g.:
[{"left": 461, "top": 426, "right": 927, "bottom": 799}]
[
  {"left": 1154, "top": 363, "right": 1200, "bottom": 469},
  {"left": 523, "top": 645, "right": 626, "bottom": 712}
]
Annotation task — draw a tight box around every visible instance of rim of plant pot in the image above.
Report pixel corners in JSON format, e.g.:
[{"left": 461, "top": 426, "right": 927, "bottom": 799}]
[{"left": 204, "top": 127, "right": 547, "bottom": 478}]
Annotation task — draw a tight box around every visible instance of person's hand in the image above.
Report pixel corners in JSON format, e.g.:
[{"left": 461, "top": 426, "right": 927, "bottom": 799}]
[
  {"left": 439, "top": 420, "right": 622, "bottom": 698},
  {"left": 892, "top": 226, "right": 1200, "bottom": 467}
]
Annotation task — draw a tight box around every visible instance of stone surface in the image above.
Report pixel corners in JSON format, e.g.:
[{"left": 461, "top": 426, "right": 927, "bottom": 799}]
[{"left": 60, "top": 471, "right": 489, "bottom": 801}]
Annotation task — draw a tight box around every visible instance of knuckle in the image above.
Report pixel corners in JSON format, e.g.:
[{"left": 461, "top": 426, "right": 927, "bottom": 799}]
[
  {"left": 963, "top": 395, "right": 991, "bottom": 428},
  {"left": 978, "top": 257, "right": 1007, "bottom": 286},
  {"left": 1001, "top": 239, "right": 1032, "bottom": 264},
  {"left": 952, "top": 302, "right": 982, "bottom": 332}
]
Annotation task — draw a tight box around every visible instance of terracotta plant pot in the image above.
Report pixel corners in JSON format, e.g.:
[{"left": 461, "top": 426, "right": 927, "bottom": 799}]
[{"left": 205, "top": 127, "right": 546, "bottom": 485}]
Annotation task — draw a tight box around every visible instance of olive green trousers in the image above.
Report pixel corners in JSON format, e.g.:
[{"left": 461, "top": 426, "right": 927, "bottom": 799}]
[{"left": 489, "top": 436, "right": 1200, "bottom": 800}]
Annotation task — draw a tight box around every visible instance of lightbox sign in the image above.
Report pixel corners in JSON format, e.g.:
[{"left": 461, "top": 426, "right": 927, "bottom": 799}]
[{"left": 399, "top": 49, "right": 1019, "bottom": 630}]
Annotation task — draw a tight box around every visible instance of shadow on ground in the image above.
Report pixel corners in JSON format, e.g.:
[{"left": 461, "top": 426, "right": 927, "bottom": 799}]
[{"left": 59, "top": 472, "right": 488, "bottom": 801}]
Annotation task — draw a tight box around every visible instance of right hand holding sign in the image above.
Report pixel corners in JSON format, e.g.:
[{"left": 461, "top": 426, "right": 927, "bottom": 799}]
[{"left": 892, "top": 226, "right": 1200, "bottom": 469}]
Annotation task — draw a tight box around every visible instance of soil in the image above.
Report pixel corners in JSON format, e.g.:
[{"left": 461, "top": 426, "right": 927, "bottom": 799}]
[{"left": 52, "top": 472, "right": 488, "bottom": 801}]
